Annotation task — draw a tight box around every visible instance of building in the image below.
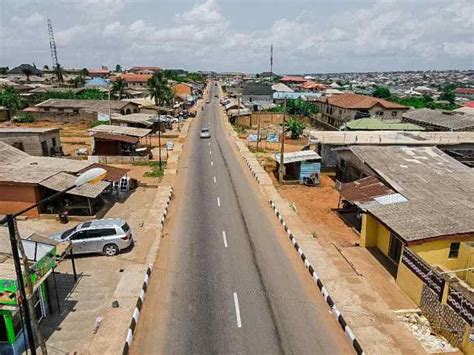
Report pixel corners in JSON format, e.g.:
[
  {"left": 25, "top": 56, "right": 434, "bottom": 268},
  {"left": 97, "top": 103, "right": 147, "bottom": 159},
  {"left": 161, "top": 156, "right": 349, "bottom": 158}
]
[
  {"left": 402, "top": 108, "right": 474, "bottom": 131},
  {"left": 0, "top": 233, "right": 73, "bottom": 355},
  {"left": 84, "top": 77, "right": 109, "bottom": 89},
  {"left": 334, "top": 146, "right": 474, "bottom": 353},
  {"left": 297, "top": 81, "right": 327, "bottom": 92},
  {"left": 307, "top": 130, "right": 474, "bottom": 168},
  {"left": 89, "top": 125, "right": 151, "bottom": 156},
  {"left": 279, "top": 76, "right": 307, "bottom": 85},
  {"left": 110, "top": 113, "right": 160, "bottom": 132},
  {"left": 7, "top": 64, "right": 42, "bottom": 76},
  {"left": 112, "top": 73, "right": 152, "bottom": 91},
  {"left": 87, "top": 68, "right": 110, "bottom": 78},
  {"left": 0, "top": 142, "right": 110, "bottom": 217},
  {"left": 273, "top": 91, "right": 321, "bottom": 104},
  {"left": 171, "top": 83, "right": 193, "bottom": 97},
  {"left": 0, "top": 128, "right": 63, "bottom": 156},
  {"left": 271, "top": 83, "right": 293, "bottom": 92},
  {"left": 455, "top": 88, "right": 474, "bottom": 100},
  {"left": 341, "top": 117, "right": 423, "bottom": 131},
  {"left": 316, "top": 93, "right": 408, "bottom": 128},
  {"left": 34, "top": 99, "right": 139, "bottom": 116},
  {"left": 272, "top": 150, "right": 321, "bottom": 182},
  {"left": 241, "top": 82, "right": 273, "bottom": 111},
  {"left": 128, "top": 66, "right": 161, "bottom": 74}
]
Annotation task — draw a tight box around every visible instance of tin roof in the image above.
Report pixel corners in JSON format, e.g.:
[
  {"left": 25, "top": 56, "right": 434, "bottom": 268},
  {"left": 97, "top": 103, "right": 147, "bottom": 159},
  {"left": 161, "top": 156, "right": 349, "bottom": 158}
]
[
  {"left": 89, "top": 124, "right": 151, "bottom": 138},
  {"left": 39, "top": 172, "right": 110, "bottom": 198},
  {"left": 272, "top": 150, "right": 321, "bottom": 164}
]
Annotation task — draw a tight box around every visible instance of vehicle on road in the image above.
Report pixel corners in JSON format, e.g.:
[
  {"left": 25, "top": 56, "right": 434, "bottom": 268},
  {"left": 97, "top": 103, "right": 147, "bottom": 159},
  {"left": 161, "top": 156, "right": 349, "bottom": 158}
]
[
  {"left": 214, "top": 95, "right": 218, "bottom": 98},
  {"left": 206, "top": 99, "right": 210, "bottom": 104},
  {"left": 50, "top": 218, "right": 133, "bottom": 256},
  {"left": 200, "top": 128, "right": 211, "bottom": 139}
]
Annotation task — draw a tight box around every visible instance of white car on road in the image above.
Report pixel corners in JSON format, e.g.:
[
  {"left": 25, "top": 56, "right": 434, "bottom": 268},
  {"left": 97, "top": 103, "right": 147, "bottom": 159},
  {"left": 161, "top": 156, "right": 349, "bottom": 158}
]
[{"left": 200, "top": 128, "right": 211, "bottom": 139}]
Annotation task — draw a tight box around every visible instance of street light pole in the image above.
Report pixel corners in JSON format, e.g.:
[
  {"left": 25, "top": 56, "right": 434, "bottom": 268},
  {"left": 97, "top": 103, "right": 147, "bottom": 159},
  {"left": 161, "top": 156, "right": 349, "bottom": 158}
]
[
  {"left": 6, "top": 215, "right": 37, "bottom": 355},
  {"left": 278, "top": 97, "right": 287, "bottom": 183}
]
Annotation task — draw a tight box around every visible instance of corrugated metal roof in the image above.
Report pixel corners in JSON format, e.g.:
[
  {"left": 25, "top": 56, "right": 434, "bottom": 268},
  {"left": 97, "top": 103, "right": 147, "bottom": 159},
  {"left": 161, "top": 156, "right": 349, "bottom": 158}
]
[
  {"left": 39, "top": 172, "right": 110, "bottom": 198},
  {"left": 89, "top": 124, "right": 151, "bottom": 138},
  {"left": 272, "top": 150, "right": 321, "bottom": 164},
  {"left": 373, "top": 193, "right": 408, "bottom": 205}
]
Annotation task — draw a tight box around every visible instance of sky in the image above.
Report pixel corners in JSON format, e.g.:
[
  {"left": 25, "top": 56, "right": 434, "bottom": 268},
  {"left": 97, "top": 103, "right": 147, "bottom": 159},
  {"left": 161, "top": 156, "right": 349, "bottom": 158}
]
[{"left": 0, "top": 0, "right": 473, "bottom": 73}]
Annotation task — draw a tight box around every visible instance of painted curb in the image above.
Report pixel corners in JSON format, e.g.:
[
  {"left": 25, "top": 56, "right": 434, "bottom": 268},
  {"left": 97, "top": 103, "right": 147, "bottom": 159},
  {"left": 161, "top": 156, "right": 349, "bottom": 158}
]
[
  {"left": 122, "top": 187, "right": 173, "bottom": 354},
  {"left": 122, "top": 265, "right": 152, "bottom": 355},
  {"left": 269, "top": 200, "right": 364, "bottom": 355}
]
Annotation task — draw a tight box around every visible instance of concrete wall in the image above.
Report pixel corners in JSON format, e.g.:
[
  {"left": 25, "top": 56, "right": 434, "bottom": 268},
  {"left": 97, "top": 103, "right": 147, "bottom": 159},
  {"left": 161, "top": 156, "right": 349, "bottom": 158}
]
[
  {"left": 396, "top": 260, "right": 424, "bottom": 305},
  {"left": 0, "top": 183, "right": 41, "bottom": 217},
  {"left": 235, "top": 112, "right": 311, "bottom": 128},
  {"left": 0, "top": 131, "right": 61, "bottom": 156}
]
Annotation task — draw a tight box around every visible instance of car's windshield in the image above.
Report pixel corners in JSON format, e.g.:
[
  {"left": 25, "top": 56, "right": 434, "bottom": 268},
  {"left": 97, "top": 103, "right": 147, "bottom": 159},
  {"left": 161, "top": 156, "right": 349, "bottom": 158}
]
[
  {"left": 61, "top": 225, "right": 77, "bottom": 240},
  {"left": 202, "top": 128, "right": 209, "bottom": 132}
]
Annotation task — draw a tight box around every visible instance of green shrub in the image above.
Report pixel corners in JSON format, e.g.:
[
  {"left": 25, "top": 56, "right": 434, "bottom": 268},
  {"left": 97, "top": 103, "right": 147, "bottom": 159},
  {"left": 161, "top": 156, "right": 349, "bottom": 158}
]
[{"left": 14, "top": 112, "right": 36, "bottom": 123}]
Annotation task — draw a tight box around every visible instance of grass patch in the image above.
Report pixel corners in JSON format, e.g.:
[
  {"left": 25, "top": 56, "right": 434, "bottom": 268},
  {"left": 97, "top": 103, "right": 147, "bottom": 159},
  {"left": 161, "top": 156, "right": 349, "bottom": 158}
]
[{"left": 134, "top": 160, "right": 167, "bottom": 178}]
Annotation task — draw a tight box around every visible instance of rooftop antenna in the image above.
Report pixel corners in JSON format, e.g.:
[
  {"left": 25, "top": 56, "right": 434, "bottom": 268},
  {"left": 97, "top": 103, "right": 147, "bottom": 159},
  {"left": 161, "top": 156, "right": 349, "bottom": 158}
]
[{"left": 47, "top": 19, "right": 59, "bottom": 69}]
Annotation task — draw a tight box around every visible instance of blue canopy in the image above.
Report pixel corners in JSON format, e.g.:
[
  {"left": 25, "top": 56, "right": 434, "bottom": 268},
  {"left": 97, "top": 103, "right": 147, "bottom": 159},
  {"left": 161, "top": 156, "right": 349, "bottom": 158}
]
[{"left": 85, "top": 77, "right": 109, "bottom": 87}]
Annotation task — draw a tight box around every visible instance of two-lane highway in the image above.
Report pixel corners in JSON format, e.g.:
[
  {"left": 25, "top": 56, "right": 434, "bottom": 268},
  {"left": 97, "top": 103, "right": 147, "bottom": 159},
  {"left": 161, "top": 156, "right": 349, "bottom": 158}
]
[{"left": 130, "top": 82, "right": 353, "bottom": 354}]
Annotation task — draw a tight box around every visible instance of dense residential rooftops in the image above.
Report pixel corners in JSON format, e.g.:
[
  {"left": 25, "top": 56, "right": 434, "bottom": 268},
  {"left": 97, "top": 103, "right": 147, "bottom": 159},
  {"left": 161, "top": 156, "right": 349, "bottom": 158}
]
[
  {"left": 307, "top": 130, "right": 474, "bottom": 145},
  {"left": 128, "top": 66, "right": 161, "bottom": 72},
  {"left": 89, "top": 124, "right": 151, "bottom": 138},
  {"left": 455, "top": 88, "right": 474, "bottom": 95},
  {"left": 271, "top": 83, "right": 293, "bottom": 92},
  {"left": 346, "top": 146, "right": 474, "bottom": 242},
  {"left": 317, "top": 93, "right": 407, "bottom": 110},
  {"left": 342, "top": 118, "right": 423, "bottom": 131},
  {"left": 402, "top": 108, "right": 474, "bottom": 131}
]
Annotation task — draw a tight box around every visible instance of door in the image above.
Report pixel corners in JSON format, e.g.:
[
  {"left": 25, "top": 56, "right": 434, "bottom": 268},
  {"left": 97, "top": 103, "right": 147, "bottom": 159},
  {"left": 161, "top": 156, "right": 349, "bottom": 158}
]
[
  {"left": 40, "top": 141, "right": 49, "bottom": 156},
  {"left": 388, "top": 233, "right": 403, "bottom": 265},
  {"left": 70, "top": 231, "right": 90, "bottom": 254}
]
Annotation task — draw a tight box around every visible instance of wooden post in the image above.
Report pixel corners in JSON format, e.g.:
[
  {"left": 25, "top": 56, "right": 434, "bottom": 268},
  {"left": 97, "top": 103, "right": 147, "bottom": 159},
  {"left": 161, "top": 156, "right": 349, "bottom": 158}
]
[{"left": 278, "top": 98, "right": 287, "bottom": 183}]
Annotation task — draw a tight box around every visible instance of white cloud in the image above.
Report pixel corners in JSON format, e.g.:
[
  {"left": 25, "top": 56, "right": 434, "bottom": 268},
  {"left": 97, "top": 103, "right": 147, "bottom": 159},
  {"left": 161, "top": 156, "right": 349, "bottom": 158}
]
[{"left": 1, "top": 0, "right": 473, "bottom": 72}]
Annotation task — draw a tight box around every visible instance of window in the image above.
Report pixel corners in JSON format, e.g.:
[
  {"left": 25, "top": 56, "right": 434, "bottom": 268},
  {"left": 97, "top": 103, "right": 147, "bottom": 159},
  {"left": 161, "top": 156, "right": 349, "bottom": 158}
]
[
  {"left": 449, "top": 242, "right": 460, "bottom": 258},
  {"left": 121, "top": 223, "right": 130, "bottom": 233},
  {"left": 51, "top": 137, "right": 57, "bottom": 147},
  {"left": 391, "top": 111, "right": 398, "bottom": 117},
  {"left": 376, "top": 111, "right": 384, "bottom": 116}
]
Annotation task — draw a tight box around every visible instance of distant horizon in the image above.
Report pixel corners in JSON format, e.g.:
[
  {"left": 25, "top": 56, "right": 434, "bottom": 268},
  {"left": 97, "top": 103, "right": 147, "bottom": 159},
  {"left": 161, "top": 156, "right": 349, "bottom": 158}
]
[{"left": 1, "top": 0, "right": 473, "bottom": 73}]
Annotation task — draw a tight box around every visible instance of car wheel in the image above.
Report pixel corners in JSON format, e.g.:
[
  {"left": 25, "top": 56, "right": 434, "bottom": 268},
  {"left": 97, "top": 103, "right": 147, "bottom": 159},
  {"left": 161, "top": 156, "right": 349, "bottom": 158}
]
[{"left": 103, "top": 244, "right": 119, "bottom": 256}]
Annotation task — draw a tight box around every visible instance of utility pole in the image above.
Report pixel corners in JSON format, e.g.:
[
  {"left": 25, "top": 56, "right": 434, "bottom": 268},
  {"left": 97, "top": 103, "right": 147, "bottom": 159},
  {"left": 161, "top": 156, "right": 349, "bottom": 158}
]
[
  {"left": 278, "top": 98, "right": 287, "bottom": 183},
  {"left": 158, "top": 115, "right": 162, "bottom": 168},
  {"left": 108, "top": 87, "right": 111, "bottom": 123},
  {"left": 270, "top": 44, "right": 273, "bottom": 81},
  {"left": 256, "top": 113, "right": 261, "bottom": 151},
  {"left": 8, "top": 216, "right": 48, "bottom": 354}
]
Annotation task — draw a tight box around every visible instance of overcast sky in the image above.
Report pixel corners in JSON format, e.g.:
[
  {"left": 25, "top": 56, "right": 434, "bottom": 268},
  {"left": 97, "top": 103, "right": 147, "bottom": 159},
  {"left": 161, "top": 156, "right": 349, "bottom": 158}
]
[{"left": 1, "top": 0, "right": 473, "bottom": 73}]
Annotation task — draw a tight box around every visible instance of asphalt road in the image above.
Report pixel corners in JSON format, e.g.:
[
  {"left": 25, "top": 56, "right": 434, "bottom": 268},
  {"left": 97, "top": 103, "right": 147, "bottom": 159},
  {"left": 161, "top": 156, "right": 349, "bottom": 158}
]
[{"left": 130, "top": 82, "right": 353, "bottom": 354}]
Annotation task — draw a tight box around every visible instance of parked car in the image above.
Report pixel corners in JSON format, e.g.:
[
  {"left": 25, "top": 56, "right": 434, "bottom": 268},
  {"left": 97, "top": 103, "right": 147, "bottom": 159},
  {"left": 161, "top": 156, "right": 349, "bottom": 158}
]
[
  {"left": 49, "top": 218, "right": 133, "bottom": 256},
  {"left": 200, "top": 128, "right": 211, "bottom": 139},
  {"left": 206, "top": 99, "right": 210, "bottom": 104}
]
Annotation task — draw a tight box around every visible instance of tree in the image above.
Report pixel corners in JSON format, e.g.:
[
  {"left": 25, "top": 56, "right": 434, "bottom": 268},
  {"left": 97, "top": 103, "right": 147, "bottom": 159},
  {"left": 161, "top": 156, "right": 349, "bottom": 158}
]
[
  {"left": 22, "top": 67, "right": 33, "bottom": 82},
  {"left": 43, "top": 65, "right": 49, "bottom": 70},
  {"left": 439, "top": 85, "right": 455, "bottom": 104},
  {"left": 0, "top": 86, "right": 22, "bottom": 120},
  {"left": 285, "top": 117, "right": 305, "bottom": 139},
  {"left": 115, "top": 64, "right": 122, "bottom": 73},
  {"left": 286, "top": 98, "right": 318, "bottom": 116},
  {"left": 372, "top": 86, "right": 391, "bottom": 99},
  {"left": 80, "top": 68, "right": 89, "bottom": 77},
  {"left": 111, "top": 77, "right": 126, "bottom": 100},
  {"left": 147, "top": 71, "right": 172, "bottom": 106},
  {"left": 69, "top": 75, "right": 86, "bottom": 88},
  {"left": 54, "top": 63, "right": 64, "bottom": 83}
]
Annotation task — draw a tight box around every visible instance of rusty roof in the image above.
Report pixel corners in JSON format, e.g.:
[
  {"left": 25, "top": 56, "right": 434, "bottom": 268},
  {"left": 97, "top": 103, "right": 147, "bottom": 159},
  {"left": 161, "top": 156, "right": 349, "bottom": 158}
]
[
  {"left": 318, "top": 93, "right": 407, "bottom": 110},
  {"left": 91, "top": 132, "right": 139, "bottom": 144},
  {"left": 78, "top": 163, "right": 130, "bottom": 182},
  {"left": 340, "top": 176, "right": 395, "bottom": 205}
]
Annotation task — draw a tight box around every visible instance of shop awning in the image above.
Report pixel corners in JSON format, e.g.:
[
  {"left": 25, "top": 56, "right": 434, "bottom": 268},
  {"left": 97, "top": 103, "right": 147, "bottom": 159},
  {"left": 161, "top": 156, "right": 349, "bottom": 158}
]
[{"left": 39, "top": 172, "right": 110, "bottom": 198}]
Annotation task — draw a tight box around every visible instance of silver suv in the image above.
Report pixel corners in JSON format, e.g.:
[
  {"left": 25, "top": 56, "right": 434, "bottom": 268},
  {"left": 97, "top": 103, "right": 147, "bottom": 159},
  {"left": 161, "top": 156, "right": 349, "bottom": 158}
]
[{"left": 50, "top": 218, "right": 133, "bottom": 256}]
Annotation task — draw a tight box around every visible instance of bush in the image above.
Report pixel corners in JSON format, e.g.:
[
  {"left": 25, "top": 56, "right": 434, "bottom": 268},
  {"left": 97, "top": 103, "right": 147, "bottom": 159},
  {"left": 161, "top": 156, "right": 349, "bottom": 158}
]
[{"left": 14, "top": 112, "right": 36, "bottom": 123}]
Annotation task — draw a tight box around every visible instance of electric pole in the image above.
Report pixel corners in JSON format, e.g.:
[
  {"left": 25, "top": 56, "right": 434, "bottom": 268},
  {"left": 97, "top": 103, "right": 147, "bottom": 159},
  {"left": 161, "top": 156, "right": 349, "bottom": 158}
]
[{"left": 278, "top": 97, "right": 287, "bottom": 183}]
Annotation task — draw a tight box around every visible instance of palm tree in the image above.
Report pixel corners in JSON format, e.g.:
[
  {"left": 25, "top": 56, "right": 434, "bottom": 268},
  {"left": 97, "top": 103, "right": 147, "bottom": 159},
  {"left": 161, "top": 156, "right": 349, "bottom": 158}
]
[
  {"left": 285, "top": 117, "right": 305, "bottom": 139},
  {"left": 147, "top": 71, "right": 170, "bottom": 106},
  {"left": 22, "top": 67, "right": 33, "bottom": 82},
  {"left": 112, "top": 77, "right": 126, "bottom": 100},
  {"left": 54, "top": 63, "right": 64, "bottom": 83}
]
